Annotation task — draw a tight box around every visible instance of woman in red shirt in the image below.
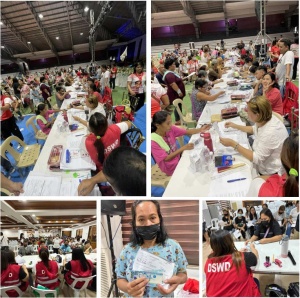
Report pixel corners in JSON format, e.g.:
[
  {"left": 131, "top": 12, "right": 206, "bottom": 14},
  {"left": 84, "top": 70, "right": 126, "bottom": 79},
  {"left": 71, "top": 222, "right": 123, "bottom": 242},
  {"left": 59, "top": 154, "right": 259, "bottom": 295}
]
[
  {"left": 204, "top": 230, "right": 260, "bottom": 297},
  {"left": 262, "top": 72, "right": 283, "bottom": 115}
]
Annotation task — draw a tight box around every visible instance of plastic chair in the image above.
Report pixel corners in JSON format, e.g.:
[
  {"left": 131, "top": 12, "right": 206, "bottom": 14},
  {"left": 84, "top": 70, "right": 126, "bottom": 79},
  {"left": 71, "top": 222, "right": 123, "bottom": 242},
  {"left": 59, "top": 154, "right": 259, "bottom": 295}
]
[
  {"left": 0, "top": 188, "right": 13, "bottom": 196},
  {"left": 210, "top": 218, "right": 219, "bottom": 232},
  {"left": 26, "top": 115, "right": 48, "bottom": 144},
  {"left": 291, "top": 107, "right": 299, "bottom": 130},
  {"left": 1, "top": 285, "right": 24, "bottom": 297},
  {"left": 122, "top": 124, "right": 145, "bottom": 150},
  {"left": 0, "top": 136, "right": 41, "bottom": 178},
  {"left": 67, "top": 275, "right": 96, "bottom": 298},
  {"left": 31, "top": 286, "right": 57, "bottom": 297},
  {"left": 33, "top": 244, "right": 39, "bottom": 253},
  {"left": 151, "top": 164, "right": 171, "bottom": 189},
  {"left": 48, "top": 244, "right": 54, "bottom": 253},
  {"left": 173, "top": 98, "right": 196, "bottom": 128}
]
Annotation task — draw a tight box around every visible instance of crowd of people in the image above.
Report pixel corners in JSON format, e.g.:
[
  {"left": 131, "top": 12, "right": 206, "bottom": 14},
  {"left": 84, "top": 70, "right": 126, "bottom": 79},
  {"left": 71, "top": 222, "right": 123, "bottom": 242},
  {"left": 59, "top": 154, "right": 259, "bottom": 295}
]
[
  {"left": 1, "top": 61, "right": 147, "bottom": 196},
  {"left": 151, "top": 36, "right": 299, "bottom": 197}
]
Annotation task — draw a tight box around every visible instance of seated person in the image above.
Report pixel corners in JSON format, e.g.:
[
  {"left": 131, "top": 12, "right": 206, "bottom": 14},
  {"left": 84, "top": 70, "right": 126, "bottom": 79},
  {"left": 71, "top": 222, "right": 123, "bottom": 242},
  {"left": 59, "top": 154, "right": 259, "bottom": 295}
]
[
  {"left": 64, "top": 248, "right": 95, "bottom": 289},
  {"left": 72, "top": 95, "right": 106, "bottom": 127},
  {"left": 245, "top": 208, "right": 282, "bottom": 244},
  {"left": 59, "top": 240, "right": 72, "bottom": 254},
  {"left": 222, "top": 209, "right": 234, "bottom": 231},
  {"left": 83, "top": 112, "right": 131, "bottom": 172},
  {"left": 247, "top": 130, "right": 298, "bottom": 197},
  {"left": 33, "top": 248, "right": 60, "bottom": 292},
  {"left": 84, "top": 240, "right": 93, "bottom": 254},
  {"left": 253, "top": 66, "right": 267, "bottom": 96},
  {"left": 151, "top": 111, "right": 210, "bottom": 176},
  {"left": 18, "top": 240, "right": 34, "bottom": 256},
  {"left": 234, "top": 209, "right": 247, "bottom": 240},
  {"left": 88, "top": 83, "right": 103, "bottom": 103},
  {"left": 1, "top": 249, "right": 29, "bottom": 297},
  {"left": 36, "top": 103, "right": 61, "bottom": 135},
  {"left": 273, "top": 205, "right": 288, "bottom": 232},
  {"left": 78, "top": 146, "right": 146, "bottom": 196},
  {"left": 205, "top": 230, "right": 260, "bottom": 297},
  {"left": 220, "top": 96, "right": 289, "bottom": 176},
  {"left": 151, "top": 80, "right": 170, "bottom": 118},
  {"left": 262, "top": 72, "right": 283, "bottom": 115},
  {"left": 191, "top": 79, "right": 225, "bottom": 121},
  {"left": 38, "top": 240, "right": 48, "bottom": 253}
]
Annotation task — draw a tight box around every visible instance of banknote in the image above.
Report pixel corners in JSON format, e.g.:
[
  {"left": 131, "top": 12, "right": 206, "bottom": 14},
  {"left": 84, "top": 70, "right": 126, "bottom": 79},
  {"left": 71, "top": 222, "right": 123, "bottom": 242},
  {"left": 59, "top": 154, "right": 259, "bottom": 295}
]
[{"left": 133, "top": 271, "right": 164, "bottom": 286}]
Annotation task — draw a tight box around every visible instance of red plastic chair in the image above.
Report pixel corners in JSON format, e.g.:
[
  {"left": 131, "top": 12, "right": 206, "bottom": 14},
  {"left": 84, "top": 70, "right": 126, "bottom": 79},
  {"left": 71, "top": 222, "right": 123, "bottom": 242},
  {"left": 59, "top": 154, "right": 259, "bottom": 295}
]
[{"left": 282, "top": 82, "right": 299, "bottom": 129}]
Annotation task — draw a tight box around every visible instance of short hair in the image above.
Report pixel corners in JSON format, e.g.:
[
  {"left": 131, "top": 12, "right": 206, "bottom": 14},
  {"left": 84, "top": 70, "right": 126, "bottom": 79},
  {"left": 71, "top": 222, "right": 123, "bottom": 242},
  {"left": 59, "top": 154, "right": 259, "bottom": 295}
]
[
  {"left": 130, "top": 200, "right": 168, "bottom": 246},
  {"left": 195, "top": 78, "right": 208, "bottom": 89},
  {"left": 86, "top": 95, "right": 98, "bottom": 109},
  {"left": 103, "top": 147, "right": 146, "bottom": 196},
  {"left": 249, "top": 66, "right": 258, "bottom": 74},
  {"left": 198, "top": 70, "right": 207, "bottom": 78},
  {"left": 257, "top": 66, "right": 267, "bottom": 73},
  {"left": 133, "top": 61, "right": 144, "bottom": 73},
  {"left": 279, "top": 39, "right": 291, "bottom": 49},
  {"left": 247, "top": 96, "right": 272, "bottom": 123},
  {"left": 211, "top": 59, "right": 218, "bottom": 66},
  {"left": 164, "top": 58, "right": 175, "bottom": 70}
]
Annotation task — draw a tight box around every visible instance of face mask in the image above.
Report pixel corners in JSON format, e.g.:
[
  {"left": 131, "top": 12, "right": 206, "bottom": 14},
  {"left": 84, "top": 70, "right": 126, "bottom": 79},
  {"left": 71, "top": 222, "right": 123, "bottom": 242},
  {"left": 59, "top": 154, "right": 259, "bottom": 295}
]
[
  {"left": 136, "top": 223, "right": 160, "bottom": 240},
  {"left": 261, "top": 220, "right": 269, "bottom": 227},
  {"left": 238, "top": 214, "right": 243, "bottom": 217}
]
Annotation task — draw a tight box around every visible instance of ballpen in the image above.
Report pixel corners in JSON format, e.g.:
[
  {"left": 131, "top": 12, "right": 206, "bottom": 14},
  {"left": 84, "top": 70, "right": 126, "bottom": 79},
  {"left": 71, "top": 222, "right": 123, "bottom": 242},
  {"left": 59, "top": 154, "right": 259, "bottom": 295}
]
[{"left": 227, "top": 178, "right": 246, "bottom": 183}]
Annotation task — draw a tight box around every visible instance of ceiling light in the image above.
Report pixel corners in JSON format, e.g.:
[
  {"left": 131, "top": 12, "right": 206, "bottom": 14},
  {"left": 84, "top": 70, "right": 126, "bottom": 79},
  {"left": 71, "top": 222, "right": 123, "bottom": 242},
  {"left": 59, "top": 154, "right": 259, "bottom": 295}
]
[
  {"left": 56, "top": 37, "right": 59, "bottom": 40},
  {"left": 39, "top": 14, "right": 43, "bottom": 19},
  {"left": 0, "top": 22, "right": 3, "bottom": 25},
  {"left": 0, "top": 222, "right": 2, "bottom": 224},
  {"left": 71, "top": 221, "right": 73, "bottom": 222},
  {"left": 84, "top": 6, "right": 89, "bottom": 12},
  {"left": 63, "top": 221, "right": 65, "bottom": 223},
  {"left": 32, "top": 214, "right": 35, "bottom": 217},
  {"left": 80, "top": 32, "right": 83, "bottom": 35},
  {"left": 27, "top": 41, "right": 31, "bottom": 44},
  {"left": 93, "top": 215, "right": 96, "bottom": 218},
  {"left": 56, "top": 221, "right": 58, "bottom": 223},
  {"left": 48, "top": 221, "right": 51, "bottom": 223},
  {"left": 1, "top": 46, "right": 4, "bottom": 49},
  {"left": 37, "top": 221, "right": 39, "bottom": 223}
]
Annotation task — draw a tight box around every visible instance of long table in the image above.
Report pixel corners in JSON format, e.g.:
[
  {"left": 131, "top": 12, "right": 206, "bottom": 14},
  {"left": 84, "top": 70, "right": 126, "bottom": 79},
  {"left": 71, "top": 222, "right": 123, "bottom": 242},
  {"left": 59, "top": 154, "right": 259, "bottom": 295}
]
[
  {"left": 21, "top": 253, "right": 97, "bottom": 269},
  {"left": 163, "top": 71, "right": 255, "bottom": 197},
  {"left": 234, "top": 240, "right": 299, "bottom": 275}
]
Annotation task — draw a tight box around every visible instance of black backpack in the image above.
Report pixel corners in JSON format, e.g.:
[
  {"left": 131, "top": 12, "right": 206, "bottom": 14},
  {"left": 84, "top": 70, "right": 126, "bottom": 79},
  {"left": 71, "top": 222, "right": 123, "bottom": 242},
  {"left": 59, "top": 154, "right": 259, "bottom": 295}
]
[
  {"left": 288, "top": 282, "right": 299, "bottom": 297},
  {"left": 265, "top": 284, "right": 287, "bottom": 297}
]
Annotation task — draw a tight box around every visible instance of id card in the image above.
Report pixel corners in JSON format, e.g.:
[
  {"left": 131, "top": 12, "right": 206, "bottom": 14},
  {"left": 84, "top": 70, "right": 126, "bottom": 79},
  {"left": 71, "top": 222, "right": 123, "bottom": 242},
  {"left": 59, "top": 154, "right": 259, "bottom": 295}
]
[{"left": 133, "top": 271, "right": 164, "bottom": 287}]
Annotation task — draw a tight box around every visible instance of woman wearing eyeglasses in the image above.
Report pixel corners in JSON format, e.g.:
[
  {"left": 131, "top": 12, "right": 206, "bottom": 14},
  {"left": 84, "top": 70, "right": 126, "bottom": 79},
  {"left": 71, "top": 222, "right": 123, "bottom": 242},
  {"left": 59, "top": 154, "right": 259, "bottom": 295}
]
[
  {"left": 191, "top": 79, "right": 225, "bottom": 121},
  {"left": 220, "top": 96, "right": 288, "bottom": 176},
  {"left": 245, "top": 208, "right": 282, "bottom": 245}
]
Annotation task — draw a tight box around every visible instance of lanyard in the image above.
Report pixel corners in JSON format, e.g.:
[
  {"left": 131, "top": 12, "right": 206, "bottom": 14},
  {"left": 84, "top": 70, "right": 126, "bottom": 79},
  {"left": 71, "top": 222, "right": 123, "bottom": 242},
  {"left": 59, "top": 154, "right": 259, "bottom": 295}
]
[{"left": 263, "top": 227, "right": 270, "bottom": 238}]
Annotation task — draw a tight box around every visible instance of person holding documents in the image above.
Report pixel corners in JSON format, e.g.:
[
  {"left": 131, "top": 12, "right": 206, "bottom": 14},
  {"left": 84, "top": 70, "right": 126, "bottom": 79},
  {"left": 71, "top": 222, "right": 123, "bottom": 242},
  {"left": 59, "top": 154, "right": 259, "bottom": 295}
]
[
  {"left": 219, "top": 96, "right": 288, "bottom": 175},
  {"left": 116, "top": 200, "right": 188, "bottom": 297}
]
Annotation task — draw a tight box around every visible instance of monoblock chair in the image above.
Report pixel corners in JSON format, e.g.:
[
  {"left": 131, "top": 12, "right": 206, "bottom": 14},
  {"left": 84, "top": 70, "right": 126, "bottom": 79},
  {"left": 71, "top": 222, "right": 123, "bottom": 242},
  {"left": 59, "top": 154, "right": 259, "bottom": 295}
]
[
  {"left": 31, "top": 286, "right": 57, "bottom": 297},
  {"left": 0, "top": 136, "right": 41, "bottom": 178},
  {"left": 0, "top": 188, "right": 13, "bottom": 196},
  {"left": 173, "top": 98, "right": 196, "bottom": 128},
  {"left": 1, "top": 285, "right": 24, "bottom": 297},
  {"left": 210, "top": 218, "right": 219, "bottom": 232},
  {"left": 48, "top": 244, "right": 54, "bottom": 253},
  {"left": 67, "top": 275, "right": 96, "bottom": 298},
  {"left": 26, "top": 115, "right": 48, "bottom": 145},
  {"left": 151, "top": 164, "right": 171, "bottom": 189},
  {"left": 33, "top": 244, "right": 39, "bottom": 253}
]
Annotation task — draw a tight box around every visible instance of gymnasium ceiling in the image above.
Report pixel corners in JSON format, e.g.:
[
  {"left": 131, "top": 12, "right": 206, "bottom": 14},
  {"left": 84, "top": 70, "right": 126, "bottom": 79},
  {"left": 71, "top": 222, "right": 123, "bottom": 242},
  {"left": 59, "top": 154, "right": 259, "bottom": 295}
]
[
  {"left": 0, "top": 1, "right": 146, "bottom": 64},
  {"left": 0, "top": 200, "right": 96, "bottom": 230},
  {"left": 151, "top": 0, "right": 299, "bottom": 28}
]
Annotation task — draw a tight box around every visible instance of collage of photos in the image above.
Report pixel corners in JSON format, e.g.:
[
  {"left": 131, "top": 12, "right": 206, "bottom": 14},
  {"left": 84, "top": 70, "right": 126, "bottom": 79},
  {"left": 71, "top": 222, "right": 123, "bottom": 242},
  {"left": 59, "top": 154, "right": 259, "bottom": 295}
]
[{"left": 1, "top": 0, "right": 300, "bottom": 298}]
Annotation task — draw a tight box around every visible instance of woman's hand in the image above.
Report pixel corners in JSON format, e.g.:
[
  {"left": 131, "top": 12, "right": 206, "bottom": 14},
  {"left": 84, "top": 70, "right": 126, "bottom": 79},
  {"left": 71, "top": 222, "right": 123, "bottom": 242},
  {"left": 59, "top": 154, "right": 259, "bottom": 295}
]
[
  {"left": 219, "top": 137, "right": 235, "bottom": 147},
  {"left": 78, "top": 179, "right": 95, "bottom": 196},
  {"left": 130, "top": 90, "right": 136, "bottom": 96},
  {"left": 157, "top": 276, "right": 182, "bottom": 295},
  {"left": 224, "top": 121, "right": 236, "bottom": 129},
  {"left": 250, "top": 242, "right": 256, "bottom": 250},
  {"left": 73, "top": 115, "right": 80, "bottom": 122},
  {"left": 126, "top": 277, "right": 148, "bottom": 297},
  {"left": 218, "top": 90, "right": 225, "bottom": 97},
  {"left": 200, "top": 124, "right": 211, "bottom": 132},
  {"left": 183, "top": 143, "right": 194, "bottom": 151}
]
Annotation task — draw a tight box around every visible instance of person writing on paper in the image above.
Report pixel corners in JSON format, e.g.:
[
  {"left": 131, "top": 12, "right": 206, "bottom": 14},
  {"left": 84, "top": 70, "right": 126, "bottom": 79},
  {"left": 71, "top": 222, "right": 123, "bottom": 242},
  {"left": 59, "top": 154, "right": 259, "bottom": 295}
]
[
  {"left": 151, "top": 111, "right": 211, "bottom": 176},
  {"left": 204, "top": 230, "right": 260, "bottom": 297},
  {"left": 245, "top": 208, "right": 282, "bottom": 245},
  {"left": 1, "top": 249, "right": 29, "bottom": 297},
  {"left": 262, "top": 73, "right": 283, "bottom": 115},
  {"left": 72, "top": 95, "right": 106, "bottom": 127},
  {"left": 116, "top": 200, "right": 188, "bottom": 297},
  {"left": 36, "top": 103, "right": 61, "bottom": 135},
  {"left": 247, "top": 130, "right": 298, "bottom": 197},
  {"left": 83, "top": 112, "right": 131, "bottom": 172},
  {"left": 191, "top": 79, "right": 225, "bottom": 121},
  {"left": 78, "top": 146, "right": 146, "bottom": 196},
  {"left": 220, "top": 96, "right": 288, "bottom": 175}
]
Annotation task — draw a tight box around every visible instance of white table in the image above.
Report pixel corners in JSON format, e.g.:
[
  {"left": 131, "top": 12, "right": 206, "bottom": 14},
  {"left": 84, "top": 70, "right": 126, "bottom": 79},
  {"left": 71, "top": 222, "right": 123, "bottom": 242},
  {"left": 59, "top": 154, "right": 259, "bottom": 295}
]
[
  {"left": 21, "top": 253, "right": 97, "bottom": 269},
  {"left": 234, "top": 240, "right": 299, "bottom": 275},
  {"left": 163, "top": 73, "right": 255, "bottom": 197}
]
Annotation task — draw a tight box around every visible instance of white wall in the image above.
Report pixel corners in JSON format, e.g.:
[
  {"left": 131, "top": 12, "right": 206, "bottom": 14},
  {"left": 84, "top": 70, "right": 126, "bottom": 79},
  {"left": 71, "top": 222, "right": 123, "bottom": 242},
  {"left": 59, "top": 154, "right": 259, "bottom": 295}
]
[{"left": 1, "top": 229, "right": 19, "bottom": 238}]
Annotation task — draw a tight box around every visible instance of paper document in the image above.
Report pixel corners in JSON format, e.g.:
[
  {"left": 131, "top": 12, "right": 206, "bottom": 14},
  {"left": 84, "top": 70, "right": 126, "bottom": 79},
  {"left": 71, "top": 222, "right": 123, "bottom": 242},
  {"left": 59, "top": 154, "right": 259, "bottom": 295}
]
[{"left": 133, "top": 248, "right": 175, "bottom": 289}]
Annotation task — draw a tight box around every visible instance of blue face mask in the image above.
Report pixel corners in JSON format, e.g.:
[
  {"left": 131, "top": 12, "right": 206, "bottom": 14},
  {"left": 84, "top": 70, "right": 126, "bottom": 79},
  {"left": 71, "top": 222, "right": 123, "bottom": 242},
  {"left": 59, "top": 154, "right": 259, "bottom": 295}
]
[{"left": 238, "top": 214, "right": 243, "bottom": 217}]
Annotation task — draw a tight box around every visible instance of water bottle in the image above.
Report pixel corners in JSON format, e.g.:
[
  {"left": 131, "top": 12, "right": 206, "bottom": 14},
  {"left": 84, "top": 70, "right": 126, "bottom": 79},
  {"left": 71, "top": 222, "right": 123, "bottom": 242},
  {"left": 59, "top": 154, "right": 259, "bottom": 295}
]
[
  {"left": 208, "top": 151, "right": 215, "bottom": 174},
  {"left": 280, "top": 235, "right": 289, "bottom": 258},
  {"left": 200, "top": 132, "right": 214, "bottom": 152},
  {"left": 202, "top": 146, "right": 210, "bottom": 172}
]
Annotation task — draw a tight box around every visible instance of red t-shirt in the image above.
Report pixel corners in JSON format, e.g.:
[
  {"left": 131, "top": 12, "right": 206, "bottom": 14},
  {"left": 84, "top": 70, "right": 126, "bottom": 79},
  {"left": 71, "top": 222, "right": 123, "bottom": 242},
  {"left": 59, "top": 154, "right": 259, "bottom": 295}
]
[
  {"left": 259, "top": 174, "right": 285, "bottom": 197},
  {"left": 205, "top": 254, "right": 260, "bottom": 297},
  {"left": 265, "top": 88, "right": 283, "bottom": 115},
  {"left": 85, "top": 124, "right": 122, "bottom": 171},
  {"left": 271, "top": 46, "right": 280, "bottom": 62},
  {"left": 93, "top": 91, "right": 103, "bottom": 103}
]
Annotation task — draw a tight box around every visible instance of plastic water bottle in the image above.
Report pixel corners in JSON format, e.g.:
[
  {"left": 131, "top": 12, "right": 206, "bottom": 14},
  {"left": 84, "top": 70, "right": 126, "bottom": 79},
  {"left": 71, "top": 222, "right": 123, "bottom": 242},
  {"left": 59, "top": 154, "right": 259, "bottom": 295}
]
[
  {"left": 280, "top": 235, "right": 289, "bottom": 258},
  {"left": 208, "top": 151, "right": 215, "bottom": 174},
  {"left": 202, "top": 146, "right": 210, "bottom": 172}
]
